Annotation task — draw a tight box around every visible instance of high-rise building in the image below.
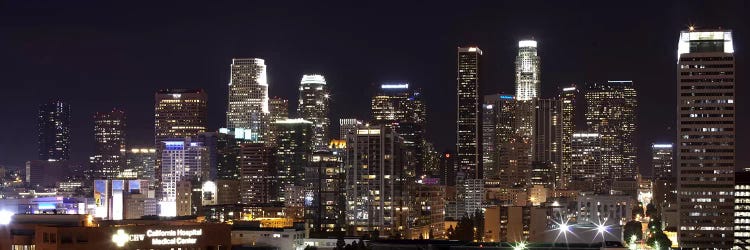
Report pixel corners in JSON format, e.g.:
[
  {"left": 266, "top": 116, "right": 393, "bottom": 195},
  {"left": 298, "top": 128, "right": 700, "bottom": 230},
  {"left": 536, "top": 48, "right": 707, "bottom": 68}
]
[
  {"left": 154, "top": 89, "right": 208, "bottom": 143},
  {"left": 457, "top": 46, "right": 482, "bottom": 179},
  {"left": 274, "top": 119, "right": 314, "bottom": 203},
  {"left": 38, "top": 100, "right": 71, "bottom": 161},
  {"left": 298, "top": 75, "right": 330, "bottom": 150},
  {"left": 533, "top": 98, "right": 561, "bottom": 188},
  {"left": 344, "top": 124, "right": 406, "bottom": 236},
  {"left": 735, "top": 172, "right": 750, "bottom": 248},
  {"left": 267, "top": 97, "right": 289, "bottom": 146},
  {"left": 570, "top": 133, "right": 603, "bottom": 193},
  {"left": 91, "top": 109, "right": 126, "bottom": 179},
  {"left": 676, "top": 28, "right": 735, "bottom": 248},
  {"left": 497, "top": 136, "right": 532, "bottom": 188},
  {"left": 558, "top": 86, "right": 577, "bottom": 189},
  {"left": 651, "top": 143, "right": 676, "bottom": 210},
  {"left": 239, "top": 142, "right": 275, "bottom": 205},
  {"left": 158, "top": 139, "right": 208, "bottom": 216},
  {"left": 515, "top": 40, "right": 541, "bottom": 101},
  {"left": 585, "top": 81, "right": 637, "bottom": 189},
  {"left": 482, "top": 94, "right": 516, "bottom": 180},
  {"left": 339, "top": 118, "right": 362, "bottom": 140},
  {"left": 126, "top": 148, "right": 157, "bottom": 184},
  {"left": 305, "top": 151, "right": 344, "bottom": 234},
  {"left": 227, "top": 58, "right": 269, "bottom": 142},
  {"left": 371, "top": 83, "right": 426, "bottom": 177},
  {"left": 652, "top": 144, "right": 674, "bottom": 180}
]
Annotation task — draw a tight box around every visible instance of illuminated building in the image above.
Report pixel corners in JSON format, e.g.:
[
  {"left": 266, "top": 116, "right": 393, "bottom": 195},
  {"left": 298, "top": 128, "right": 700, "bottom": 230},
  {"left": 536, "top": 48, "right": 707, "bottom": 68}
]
[
  {"left": 231, "top": 222, "right": 305, "bottom": 250},
  {"left": 267, "top": 97, "right": 289, "bottom": 146},
  {"left": 305, "top": 151, "right": 344, "bottom": 234},
  {"left": 735, "top": 172, "right": 750, "bottom": 248},
  {"left": 498, "top": 136, "right": 531, "bottom": 188},
  {"left": 558, "top": 86, "right": 577, "bottom": 189},
  {"left": 93, "top": 179, "right": 155, "bottom": 220},
  {"left": 38, "top": 100, "right": 71, "bottom": 161},
  {"left": 457, "top": 46, "right": 482, "bottom": 180},
  {"left": 483, "top": 205, "right": 549, "bottom": 242},
  {"left": 585, "top": 81, "right": 637, "bottom": 188},
  {"left": 410, "top": 180, "right": 445, "bottom": 239},
  {"left": 158, "top": 139, "right": 208, "bottom": 216},
  {"left": 154, "top": 89, "right": 208, "bottom": 143},
  {"left": 227, "top": 58, "right": 269, "bottom": 142},
  {"left": 339, "top": 118, "right": 362, "bottom": 139},
  {"left": 371, "top": 83, "right": 426, "bottom": 176},
  {"left": 570, "top": 133, "right": 603, "bottom": 193},
  {"left": 344, "top": 124, "right": 406, "bottom": 236},
  {"left": 91, "top": 109, "right": 126, "bottom": 179},
  {"left": 214, "top": 128, "right": 242, "bottom": 181},
  {"left": 274, "top": 119, "right": 314, "bottom": 205},
  {"left": 515, "top": 40, "right": 541, "bottom": 101},
  {"left": 0, "top": 214, "right": 231, "bottom": 250},
  {"left": 482, "top": 94, "right": 516, "bottom": 180},
  {"left": 676, "top": 28, "right": 735, "bottom": 248},
  {"left": 239, "top": 142, "right": 275, "bottom": 204},
  {"left": 298, "top": 74, "right": 330, "bottom": 150},
  {"left": 438, "top": 151, "right": 456, "bottom": 187},
  {"left": 652, "top": 143, "right": 674, "bottom": 180},
  {"left": 575, "top": 193, "right": 633, "bottom": 226},
  {"left": 126, "top": 148, "right": 157, "bottom": 185},
  {"left": 533, "top": 98, "right": 561, "bottom": 188},
  {"left": 458, "top": 178, "right": 484, "bottom": 216}
]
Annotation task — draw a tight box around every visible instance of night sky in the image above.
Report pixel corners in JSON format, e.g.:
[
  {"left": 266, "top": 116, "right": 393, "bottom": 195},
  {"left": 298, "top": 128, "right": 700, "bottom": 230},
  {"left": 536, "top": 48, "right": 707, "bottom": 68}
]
[{"left": 0, "top": 1, "right": 747, "bottom": 175}]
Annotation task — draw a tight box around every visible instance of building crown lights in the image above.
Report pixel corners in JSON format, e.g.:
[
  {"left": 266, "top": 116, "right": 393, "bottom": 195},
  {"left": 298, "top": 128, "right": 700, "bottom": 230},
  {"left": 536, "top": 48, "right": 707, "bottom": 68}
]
[
  {"left": 381, "top": 83, "right": 409, "bottom": 89},
  {"left": 519, "top": 40, "right": 537, "bottom": 48},
  {"left": 301, "top": 74, "right": 326, "bottom": 85}
]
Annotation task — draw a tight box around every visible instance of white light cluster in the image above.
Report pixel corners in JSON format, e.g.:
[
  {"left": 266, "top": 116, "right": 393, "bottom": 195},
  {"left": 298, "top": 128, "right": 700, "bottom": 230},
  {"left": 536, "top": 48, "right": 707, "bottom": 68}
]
[
  {"left": 519, "top": 40, "right": 537, "bottom": 48},
  {"left": 301, "top": 74, "right": 327, "bottom": 85}
]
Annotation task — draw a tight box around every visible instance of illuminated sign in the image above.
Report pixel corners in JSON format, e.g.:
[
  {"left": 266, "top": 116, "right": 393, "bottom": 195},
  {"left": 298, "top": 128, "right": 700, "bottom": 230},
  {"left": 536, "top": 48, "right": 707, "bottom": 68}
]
[
  {"left": 381, "top": 84, "right": 408, "bottom": 89},
  {"left": 519, "top": 40, "right": 537, "bottom": 48},
  {"left": 499, "top": 95, "right": 514, "bottom": 100},
  {"left": 112, "top": 228, "right": 203, "bottom": 247}
]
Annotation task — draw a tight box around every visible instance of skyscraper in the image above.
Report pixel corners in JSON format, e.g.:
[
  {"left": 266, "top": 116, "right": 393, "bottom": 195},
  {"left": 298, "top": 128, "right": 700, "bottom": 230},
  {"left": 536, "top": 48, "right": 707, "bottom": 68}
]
[
  {"left": 457, "top": 46, "right": 482, "bottom": 179},
  {"left": 92, "top": 109, "right": 127, "bottom": 179},
  {"left": 267, "top": 97, "right": 289, "bottom": 146},
  {"left": 239, "top": 142, "right": 275, "bottom": 205},
  {"left": 585, "top": 81, "right": 637, "bottom": 189},
  {"left": 482, "top": 94, "right": 516, "bottom": 180},
  {"left": 38, "top": 100, "right": 71, "bottom": 161},
  {"left": 298, "top": 74, "right": 330, "bottom": 150},
  {"left": 305, "top": 151, "right": 344, "bottom": 234},
  {"left": 227, "top": 58, "right": 269, "bottom": 142},
  {"left": 158, "top": 139, "right": 208, "bottom": 216},
  {"left": 652, "top": 143, "right": 674, "bottom": 180},
  {"left": 371, "top": 83, "right": 426, "bottom": 176},
  {"left": 126, "top": 147, "right": 157, "bottom": 184},
  {"left": 570, "top": 133, "right": 603, "bottom": 193},
  {"left": 676, "top": 28, "right": 735, "bottom": 248},
  {"left": 339, "top": 118, "right": 362, "bottom": 139},
  {"left": 558, "top": 86, "right": 577, "bottom": 188},
  {"left": 515, "top": 40, "right": 541, "bottom": 101},
  {"left": 274, "top": 119, "right": 314, "bottom": 203},
  {"left": 344, "top": 124, "right": 406, "bottom": 236},
  {"left": 154, "top": 89, "right": 208, "bottom": 143}
]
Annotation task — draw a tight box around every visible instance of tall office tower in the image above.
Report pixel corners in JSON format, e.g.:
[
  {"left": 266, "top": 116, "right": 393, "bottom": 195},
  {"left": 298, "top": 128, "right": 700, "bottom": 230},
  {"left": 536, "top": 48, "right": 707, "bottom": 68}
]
[
  {"left": 126, "top": 148, "right": 157, "bottom": 184},
  {"left": 158, "top": 139, "right": 208, "bottom": 216},
  {"left": 735, "top": 172, "right": 750, "bottom": 248},
  {"left": 457, "top": 46, "right": 482, "bottom": 179},
  {"left": 570, "top": 133, "right": 603, "bottom": 193},
  {"left": 482, "top": 94, "right": 516, "bottom": 179},
  {"left": 533, "top": 99, "right": 561, "bottom": 187},
  {"left": 215, "top": 128, "right": 242, "bottom": 180},
  {"left": 558, "top": 86, "right": 577, "bottom": 189},
  {"left": 38, "top": 100, "right": 71, "bottom": 161},
  {"left": 652, "top": 143, "right": 676, "bottom": 209},
  {"left": 239, "top": 142, "right": 275, "bottom": 204},
  {"left": 344, "top": 124, "right": 406, "bottom": 236},
  {"left": 274, "top": 119, "right": 314, "bottom": 203},
  {"left": 298, "top": 75, "right": 330, "bottom": 150},
  {"left": 91, "top": 109, "right": 127, "bottom": 179},
  {"left": 371, "top": 83, "right": 426, "bottom": 176},
  {"left": 515, "top": 40, "right": 541, "bottom": 101},
  {"left": 439, "top": 151, "right": 457, "bottom": 186},
  {"left": 305, "top": 151, "right": 344, "bottom": 234},
  {"left": 585, "top": 81, "right": 637, "bottom": 189},
  {"left": 497, "top": 137, "right": 532, "bottom": 188},
  {"left": 154, "top": 89, "right": 208, "bottom": 143},
  {"left": 266, "top": 97, "right": 289, "bottom": 146},
  {"left": 676, "top": 28, "right": 735, "bottom": 248},
  {"left": 227, "top": 58, "right": 269, "bottom": 142},
  {"left": 339, "top": 118, "right": 362, "bottom": 139},
  {"left": 652, "top": 144, "right": 674, "bottom": 180}
]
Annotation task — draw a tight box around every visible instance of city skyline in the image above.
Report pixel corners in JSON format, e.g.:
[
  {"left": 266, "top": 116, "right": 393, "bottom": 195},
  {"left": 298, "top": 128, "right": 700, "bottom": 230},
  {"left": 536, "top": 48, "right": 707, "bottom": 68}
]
[{"left": 0, "top": 1, "right": 748, "bottom": 177}]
